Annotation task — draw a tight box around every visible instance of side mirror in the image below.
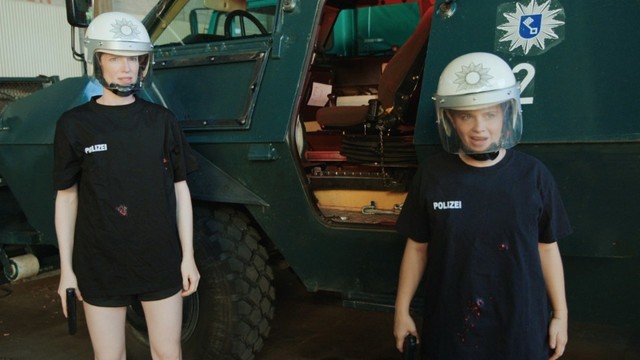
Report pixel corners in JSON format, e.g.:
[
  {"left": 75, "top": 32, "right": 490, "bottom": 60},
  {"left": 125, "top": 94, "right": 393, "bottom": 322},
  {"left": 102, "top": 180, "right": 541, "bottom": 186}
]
[{"left": 65, "top": 0, "right": 92, "bottom": 28}]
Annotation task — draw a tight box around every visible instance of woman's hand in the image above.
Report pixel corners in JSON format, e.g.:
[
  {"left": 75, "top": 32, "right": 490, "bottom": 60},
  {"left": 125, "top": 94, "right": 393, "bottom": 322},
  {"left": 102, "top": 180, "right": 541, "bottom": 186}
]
[
  {"left": 394, "top": 311, "right": 419, "bottom": 352},
  {"left": 548, "top": 312, "right": 568, "bottom": 359},
  {"left": 57, "top": 270, "right": 82, "bottom": 318},
  {"left": 180, "top": 256, "right": 200, "bottom": 297}
]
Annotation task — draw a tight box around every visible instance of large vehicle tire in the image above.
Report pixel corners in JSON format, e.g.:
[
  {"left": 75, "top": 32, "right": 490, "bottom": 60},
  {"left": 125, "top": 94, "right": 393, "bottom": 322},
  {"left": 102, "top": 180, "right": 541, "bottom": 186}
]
[{"left": 125, "top": 206, "right": 275, "bottom": 359}]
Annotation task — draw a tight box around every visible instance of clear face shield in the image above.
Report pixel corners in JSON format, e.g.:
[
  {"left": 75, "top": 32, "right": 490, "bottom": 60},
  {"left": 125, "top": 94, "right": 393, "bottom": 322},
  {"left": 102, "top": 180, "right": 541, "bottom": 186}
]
[{"left": 433, "top": 85, "right": 523, "bottom": 155}]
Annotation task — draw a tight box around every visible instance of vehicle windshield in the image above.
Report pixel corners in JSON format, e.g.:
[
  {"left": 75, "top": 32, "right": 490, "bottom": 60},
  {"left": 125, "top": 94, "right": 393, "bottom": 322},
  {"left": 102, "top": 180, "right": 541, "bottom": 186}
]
[
  {"left": 100, "top": 0, "right": 416, "bottom": 52},
  {"left": 107, "top": 0, "right": 275, "bottom": 47},
  {"left": 159, "top": 1, "right": 275, "bottom": 46}
]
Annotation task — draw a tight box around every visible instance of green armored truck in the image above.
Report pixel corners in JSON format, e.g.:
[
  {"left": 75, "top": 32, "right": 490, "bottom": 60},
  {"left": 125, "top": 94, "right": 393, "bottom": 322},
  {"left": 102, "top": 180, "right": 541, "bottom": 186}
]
[{"left": 1, "top": 0, "right": 638, "bottom": 358}]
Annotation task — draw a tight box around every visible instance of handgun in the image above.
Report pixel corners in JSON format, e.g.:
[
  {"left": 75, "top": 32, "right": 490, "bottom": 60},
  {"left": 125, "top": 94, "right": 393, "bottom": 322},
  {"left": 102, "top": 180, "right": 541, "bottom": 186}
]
[
  {"left": 402, "top": 335, "right": 418, "bottom": 360},
  {"left": 66, "top": 288, "right": 77, "bottom": 335},
  {"left": 403, "top": 334, "right": 417, "bottom": 360}
]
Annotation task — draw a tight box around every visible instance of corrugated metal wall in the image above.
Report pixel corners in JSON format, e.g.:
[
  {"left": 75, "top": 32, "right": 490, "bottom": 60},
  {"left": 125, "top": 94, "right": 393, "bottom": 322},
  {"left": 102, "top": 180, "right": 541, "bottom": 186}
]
[{"left": 0, "top": 0, "right": 83, "bottom": 79}]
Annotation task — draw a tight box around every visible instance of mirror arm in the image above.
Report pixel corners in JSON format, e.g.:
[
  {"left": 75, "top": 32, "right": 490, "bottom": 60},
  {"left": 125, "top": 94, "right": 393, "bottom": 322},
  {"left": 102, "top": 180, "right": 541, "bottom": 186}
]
[{"left": 70, "top": 26, "right": 87, "bottom": 74}]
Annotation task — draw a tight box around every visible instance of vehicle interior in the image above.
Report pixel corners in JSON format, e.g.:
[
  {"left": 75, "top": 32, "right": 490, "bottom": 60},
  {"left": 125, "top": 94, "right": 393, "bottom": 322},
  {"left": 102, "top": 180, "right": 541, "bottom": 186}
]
[
  {"left": 149, "top": 0, "right": 433, "bottom": 227},
  {"left": 297, "top": 0, "right": 433, "bottom": 227}
]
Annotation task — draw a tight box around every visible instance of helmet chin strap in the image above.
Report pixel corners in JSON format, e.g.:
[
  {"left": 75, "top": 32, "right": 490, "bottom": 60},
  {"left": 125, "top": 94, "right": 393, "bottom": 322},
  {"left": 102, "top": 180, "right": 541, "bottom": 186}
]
[
  {"left": 461, "top": 142, "right": 501, "bottom": 161},
  {"left": 105, "top": 82, "right": 140, "bottom": 97},
  {"left": 467, "top": 151, "right": 500, "bottom": 161}
]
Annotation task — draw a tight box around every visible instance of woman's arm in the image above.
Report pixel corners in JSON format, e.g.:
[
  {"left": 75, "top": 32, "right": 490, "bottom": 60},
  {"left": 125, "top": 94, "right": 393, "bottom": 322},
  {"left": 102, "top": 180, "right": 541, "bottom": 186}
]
[
  {"left": 539, "top": 242, "right": 568, "bottom": 360},
  {"left": 55, "top": 184, "right": 81, "bottom": 316},
  {"left": 174, "top": 180, "right": 200, "bottom": 296},
  {"left": 394, "top": 238, "right": 428, "bottom": 352}
]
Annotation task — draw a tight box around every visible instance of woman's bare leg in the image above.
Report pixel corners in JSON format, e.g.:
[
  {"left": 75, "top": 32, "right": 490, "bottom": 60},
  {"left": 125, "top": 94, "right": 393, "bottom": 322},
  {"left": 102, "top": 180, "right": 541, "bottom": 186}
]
[
  {"left": 141, "top": 291, "right": 183, "bottom": 360},
  {"left": 83, "top": 302, "right": 127, "bottom": 360}
]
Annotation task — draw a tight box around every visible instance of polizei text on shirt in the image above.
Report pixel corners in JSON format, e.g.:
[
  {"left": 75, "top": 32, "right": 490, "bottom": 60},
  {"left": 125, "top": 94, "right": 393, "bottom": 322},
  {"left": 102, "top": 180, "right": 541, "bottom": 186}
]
[
  {"left": 433, "top": 201, "right": 462, "bottom": 210},
  {"left": 85, "top": 144, "right": 108, "bottom": 154}
]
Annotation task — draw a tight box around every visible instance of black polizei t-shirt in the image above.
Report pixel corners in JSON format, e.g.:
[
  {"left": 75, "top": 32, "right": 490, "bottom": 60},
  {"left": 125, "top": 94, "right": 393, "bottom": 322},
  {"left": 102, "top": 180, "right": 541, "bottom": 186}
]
[
  {"left": 53, "top": 96, "right": 196, "bottom": 298},
  {"left": 396, "top": 150, "right": 572, "bottom": 359}
]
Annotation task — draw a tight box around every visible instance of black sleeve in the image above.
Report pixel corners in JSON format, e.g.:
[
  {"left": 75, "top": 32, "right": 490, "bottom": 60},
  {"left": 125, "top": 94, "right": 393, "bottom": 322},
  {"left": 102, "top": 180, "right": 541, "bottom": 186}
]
[
  {"left": 396, "top": 165, "right": 430, "bottom": 243},
  {"left": 537, "top": 165, "right": 573, "bottom": 243},
  {"left": 167, "top": 116, "right": 198, "bottom": 183},
  {"left": 52, "top": 116, "right": 81, "bottom": 190}
]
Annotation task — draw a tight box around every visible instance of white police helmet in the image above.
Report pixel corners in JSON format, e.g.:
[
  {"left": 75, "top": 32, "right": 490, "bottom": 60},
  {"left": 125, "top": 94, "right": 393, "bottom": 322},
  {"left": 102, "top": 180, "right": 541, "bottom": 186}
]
[
  {"left": 84, "top": 12, "right": 153, "bottom": 96},
  {"left": 432, "top": 52, "right": 523, "bottom": 155}
]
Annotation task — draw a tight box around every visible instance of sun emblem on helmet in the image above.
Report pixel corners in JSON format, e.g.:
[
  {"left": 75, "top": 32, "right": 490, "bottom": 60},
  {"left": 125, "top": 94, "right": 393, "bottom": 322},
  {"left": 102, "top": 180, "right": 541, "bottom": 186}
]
[
  {"left": 454, "top": 62, "right": 493, "bottom": 91},
  {"left": 110, "top": 18, "right": 141, "bottom": 40}
]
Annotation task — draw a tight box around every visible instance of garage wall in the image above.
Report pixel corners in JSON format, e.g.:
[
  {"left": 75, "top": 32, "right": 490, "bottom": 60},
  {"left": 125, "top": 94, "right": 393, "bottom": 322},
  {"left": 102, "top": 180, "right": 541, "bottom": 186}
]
[{"left": 0, "top": 0, "right": 83, "bottom": 79}]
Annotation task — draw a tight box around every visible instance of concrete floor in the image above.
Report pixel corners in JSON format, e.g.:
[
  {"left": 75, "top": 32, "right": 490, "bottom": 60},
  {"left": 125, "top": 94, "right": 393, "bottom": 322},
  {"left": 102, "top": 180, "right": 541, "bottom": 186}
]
[{"left": 1, "top": 268, "right": 639, "bottom": 360}]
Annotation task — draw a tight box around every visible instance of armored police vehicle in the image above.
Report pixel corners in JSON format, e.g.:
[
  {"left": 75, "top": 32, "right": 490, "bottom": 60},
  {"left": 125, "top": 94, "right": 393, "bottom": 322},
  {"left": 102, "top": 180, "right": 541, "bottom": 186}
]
[{"left": 1, "top": 0, "right": 638, "bottom": 358}]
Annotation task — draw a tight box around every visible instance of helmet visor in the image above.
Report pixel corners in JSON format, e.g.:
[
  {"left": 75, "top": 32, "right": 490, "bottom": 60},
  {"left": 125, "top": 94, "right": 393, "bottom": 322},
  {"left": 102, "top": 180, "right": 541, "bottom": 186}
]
[{"left": 435, "top": 98, "right": 522, "bottom": 155}]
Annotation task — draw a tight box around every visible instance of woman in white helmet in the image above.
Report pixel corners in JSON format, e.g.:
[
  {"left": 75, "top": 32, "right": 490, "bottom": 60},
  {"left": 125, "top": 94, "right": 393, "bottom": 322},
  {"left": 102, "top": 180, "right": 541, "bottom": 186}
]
[
  {"left": 53, "top": 12, "right": 200, "bottom": 359},
  {"left": 393, "top": 52, "right": 571, "bottom": 359}
]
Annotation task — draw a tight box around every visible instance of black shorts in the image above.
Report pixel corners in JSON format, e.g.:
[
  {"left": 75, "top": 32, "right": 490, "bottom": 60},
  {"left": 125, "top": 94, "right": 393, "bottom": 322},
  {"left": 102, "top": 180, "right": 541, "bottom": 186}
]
[{"left": 83, "top": 285, "right": 182, "bottom": 307}]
